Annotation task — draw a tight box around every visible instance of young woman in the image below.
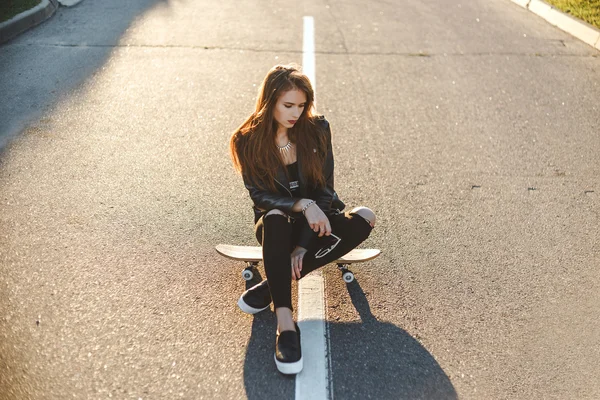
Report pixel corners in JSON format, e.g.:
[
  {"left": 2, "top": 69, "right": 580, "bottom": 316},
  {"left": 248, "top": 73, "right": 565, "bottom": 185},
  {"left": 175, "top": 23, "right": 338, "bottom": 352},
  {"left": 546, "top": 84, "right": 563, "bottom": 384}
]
[{"left": 229, "top": 64, "right": 376, "bottom": 375}]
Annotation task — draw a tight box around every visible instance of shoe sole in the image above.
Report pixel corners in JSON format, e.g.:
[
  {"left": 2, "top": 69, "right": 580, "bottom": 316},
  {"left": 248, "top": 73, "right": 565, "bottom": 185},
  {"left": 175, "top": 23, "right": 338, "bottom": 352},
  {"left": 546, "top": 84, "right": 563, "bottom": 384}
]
[
  {"left": 274, "top": 354, "right": 303, "bottom": 375},
  {"left": 237, "top": 296, "right": 270, "bottom": 314}
]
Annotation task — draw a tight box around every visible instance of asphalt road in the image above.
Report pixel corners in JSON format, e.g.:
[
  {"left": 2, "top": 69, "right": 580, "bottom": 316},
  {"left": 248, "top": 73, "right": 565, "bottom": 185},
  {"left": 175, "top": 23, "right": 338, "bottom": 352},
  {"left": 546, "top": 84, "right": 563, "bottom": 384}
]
[{"left": 1, "top": 0, "right": 599, "bottom": 399}]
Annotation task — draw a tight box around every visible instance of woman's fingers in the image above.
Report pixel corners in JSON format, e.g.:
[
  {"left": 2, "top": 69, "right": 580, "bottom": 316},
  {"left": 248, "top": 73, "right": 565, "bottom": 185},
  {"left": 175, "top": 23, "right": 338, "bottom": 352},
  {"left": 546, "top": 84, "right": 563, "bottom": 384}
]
[
  {"left": 325, "top": 220, "right": 332, "bottom": 236},
  {"left": 308, "top": 211, "right": 332, "bottom": 236},
  {"left": 292, "top": 257, "right": 301, "bottom": 280},
  {"left": 320, "top": 220, "right": 330, "bottom": 237},
  {"left": 311, "top": 221, "right": 331, "bottom": 236},
  {"left": 291, "top": 252, "right": 305, "bottom": 280}
]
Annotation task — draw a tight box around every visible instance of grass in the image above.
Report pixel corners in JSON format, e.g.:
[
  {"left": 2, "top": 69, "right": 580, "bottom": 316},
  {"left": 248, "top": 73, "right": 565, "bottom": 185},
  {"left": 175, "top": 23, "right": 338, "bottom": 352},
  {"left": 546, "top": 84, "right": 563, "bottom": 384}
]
[
  {"left": 544, "top": 0, "right": 600, "bottom": 29},
  {"left": 0, "top": 0, "right": 42, "bottom": 23}
]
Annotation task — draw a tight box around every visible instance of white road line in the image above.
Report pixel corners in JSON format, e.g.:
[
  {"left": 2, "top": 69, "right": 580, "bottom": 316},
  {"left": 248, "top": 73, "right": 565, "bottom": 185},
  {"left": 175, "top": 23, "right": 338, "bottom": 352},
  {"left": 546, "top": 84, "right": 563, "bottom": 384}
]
[
  {"left": 302, "top": 16, "right": 316, "bottom": 108},
  {"left": 296, "top": 272, "right": 328, "bottom": 400},
  {"left": 296, "top": 15, "right": 329, "bottom": 400}
]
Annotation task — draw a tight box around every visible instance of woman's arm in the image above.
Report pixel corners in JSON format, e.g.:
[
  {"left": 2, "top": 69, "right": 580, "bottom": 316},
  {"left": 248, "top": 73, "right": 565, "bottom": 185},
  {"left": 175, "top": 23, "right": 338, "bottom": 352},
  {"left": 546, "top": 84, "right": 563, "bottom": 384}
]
[
  {"left": 294, "top": 117, "right": 338, "bottom": 248},
  {"left": 245, "top": 173, "right": 329, "bottom": 249},
  {"left": 312, "top": 118, "right": 336, "bottom": 212},
  {"left": 243, "top": 173, "right": 299, "bottom": 215}
]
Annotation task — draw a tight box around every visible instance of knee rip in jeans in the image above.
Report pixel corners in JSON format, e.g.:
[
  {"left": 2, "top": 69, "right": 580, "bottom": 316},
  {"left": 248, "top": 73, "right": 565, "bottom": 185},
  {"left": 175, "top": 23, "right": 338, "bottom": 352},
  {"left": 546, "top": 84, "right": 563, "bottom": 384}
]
[
  {"left": 350, "top": 207, "right": 376, "bottom": 228},
  {"left": 264, "top": 209, "right": 289, "bottom": 219}
]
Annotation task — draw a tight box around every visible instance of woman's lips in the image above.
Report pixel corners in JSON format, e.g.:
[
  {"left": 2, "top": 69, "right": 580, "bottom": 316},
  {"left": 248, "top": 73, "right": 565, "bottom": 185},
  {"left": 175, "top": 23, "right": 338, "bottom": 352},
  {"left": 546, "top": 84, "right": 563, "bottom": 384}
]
[{"left": 288, "top": 120, "right": 297, "bottom": 124}]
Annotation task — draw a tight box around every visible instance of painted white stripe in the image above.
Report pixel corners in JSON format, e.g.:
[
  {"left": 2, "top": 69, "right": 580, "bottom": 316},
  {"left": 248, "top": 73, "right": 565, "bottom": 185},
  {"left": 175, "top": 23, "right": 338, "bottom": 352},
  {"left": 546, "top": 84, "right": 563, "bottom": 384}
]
[
  {"left": 302, "top": 16, "right": 317, "bottom": 108},
  {"left": 324, "top": 273, "right": 335, "bottom": 400},
  {"left": 296, "top": 15, "right": 329, "bottom": 400},
  {"left": 296, "top": 272, "right": 328, "bottom": 400}
]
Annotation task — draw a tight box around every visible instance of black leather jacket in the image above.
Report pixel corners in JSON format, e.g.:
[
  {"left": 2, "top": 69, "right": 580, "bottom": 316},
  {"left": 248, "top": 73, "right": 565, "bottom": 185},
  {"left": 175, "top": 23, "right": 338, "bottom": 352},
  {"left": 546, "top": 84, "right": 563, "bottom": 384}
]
[{"left": 242, "top": 116, "right": 345, "bottom": 249}]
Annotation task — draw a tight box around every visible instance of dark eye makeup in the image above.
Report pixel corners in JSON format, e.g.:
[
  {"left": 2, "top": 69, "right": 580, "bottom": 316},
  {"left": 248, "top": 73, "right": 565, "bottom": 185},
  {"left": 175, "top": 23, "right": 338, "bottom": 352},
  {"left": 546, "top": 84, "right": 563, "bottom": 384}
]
[{"left": 284, "top": 103, "right": 306, "bottom": 108}]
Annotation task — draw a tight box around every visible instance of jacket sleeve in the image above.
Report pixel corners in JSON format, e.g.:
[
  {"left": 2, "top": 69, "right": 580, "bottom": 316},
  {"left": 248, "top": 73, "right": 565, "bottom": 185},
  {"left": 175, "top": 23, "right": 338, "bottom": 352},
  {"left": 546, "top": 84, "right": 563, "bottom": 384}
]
[
  {"left": 242, "top": 173, "right": 300, "bottom": 215},
  {"left": 235, "top": 133, "right": 301, "bottom": 216},
  {"left": 313, "top": 118, "right": 336, "bottom": 213},
  {"left": 296, "top": 118, "right": 337, "bottom": 250}
]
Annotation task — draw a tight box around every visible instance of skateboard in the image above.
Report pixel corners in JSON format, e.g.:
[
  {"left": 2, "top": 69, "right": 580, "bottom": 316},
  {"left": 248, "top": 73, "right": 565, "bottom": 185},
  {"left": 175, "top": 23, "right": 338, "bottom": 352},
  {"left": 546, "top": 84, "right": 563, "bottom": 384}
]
[{"left": 215, "top": 244, "right": 381, "bottom": 283}]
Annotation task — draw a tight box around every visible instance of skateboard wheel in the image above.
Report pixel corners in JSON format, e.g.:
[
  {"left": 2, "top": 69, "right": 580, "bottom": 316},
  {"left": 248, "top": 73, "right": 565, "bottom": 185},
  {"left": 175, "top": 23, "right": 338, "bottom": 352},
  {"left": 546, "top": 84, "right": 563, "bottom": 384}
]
[
  {"left": 342, "top": 271, "right": 354, "bottom": 283},
  {"left": 242, "top": 269, "right": 254, "bottom": 281}
]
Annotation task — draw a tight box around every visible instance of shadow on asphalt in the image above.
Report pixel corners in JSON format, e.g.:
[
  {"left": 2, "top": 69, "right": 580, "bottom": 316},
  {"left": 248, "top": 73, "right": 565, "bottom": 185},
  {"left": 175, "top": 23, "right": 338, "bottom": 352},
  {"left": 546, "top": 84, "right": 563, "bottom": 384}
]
[
  {"left": 241, "top": 271, "right": 297, "bottom": 398},
  {"left": 0, "top": 0, "right": 171, "bottom": 149},
  {"left": 243, "top": 278, "right": 457, "bottom": 400}
]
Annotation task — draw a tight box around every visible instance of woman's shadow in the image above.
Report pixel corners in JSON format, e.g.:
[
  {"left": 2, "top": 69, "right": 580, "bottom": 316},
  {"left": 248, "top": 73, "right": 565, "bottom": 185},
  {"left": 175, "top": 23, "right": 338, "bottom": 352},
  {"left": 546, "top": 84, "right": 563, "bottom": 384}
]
[{"left": 243, "top": 275, "right": 457, "bottom": 399}]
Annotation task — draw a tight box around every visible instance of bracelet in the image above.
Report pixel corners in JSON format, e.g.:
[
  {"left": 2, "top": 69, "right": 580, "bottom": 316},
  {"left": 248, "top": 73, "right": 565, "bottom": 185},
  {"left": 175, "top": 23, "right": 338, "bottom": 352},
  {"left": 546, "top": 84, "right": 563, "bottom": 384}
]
[{"left": 301, "top": 200, "right": 315, "bottom": 215}]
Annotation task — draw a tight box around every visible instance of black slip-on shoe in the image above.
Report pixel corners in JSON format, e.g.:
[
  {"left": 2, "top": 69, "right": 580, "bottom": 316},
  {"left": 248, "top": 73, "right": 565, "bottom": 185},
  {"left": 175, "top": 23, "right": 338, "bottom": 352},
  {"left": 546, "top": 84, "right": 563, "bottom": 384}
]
[
  {"left": 237, "top": 279, "right": 272, "bottom": 314},
  {"left": 274, "top": 323, "right": 302, "bottom": 375}
]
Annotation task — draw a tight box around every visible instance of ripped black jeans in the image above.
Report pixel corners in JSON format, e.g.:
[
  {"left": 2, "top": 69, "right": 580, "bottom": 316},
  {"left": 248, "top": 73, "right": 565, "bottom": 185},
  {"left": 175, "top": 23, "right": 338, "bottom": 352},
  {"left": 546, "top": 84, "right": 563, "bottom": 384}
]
[{"left": 255, "top": 210, "right": 373, "bottom": 310}]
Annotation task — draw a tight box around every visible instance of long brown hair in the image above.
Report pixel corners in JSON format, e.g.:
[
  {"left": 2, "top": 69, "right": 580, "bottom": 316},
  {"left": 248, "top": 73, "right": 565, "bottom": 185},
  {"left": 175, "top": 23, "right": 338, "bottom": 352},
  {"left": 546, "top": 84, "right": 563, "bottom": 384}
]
[{"left": 230, "top": 64, "right": 327, "bottom": 192}]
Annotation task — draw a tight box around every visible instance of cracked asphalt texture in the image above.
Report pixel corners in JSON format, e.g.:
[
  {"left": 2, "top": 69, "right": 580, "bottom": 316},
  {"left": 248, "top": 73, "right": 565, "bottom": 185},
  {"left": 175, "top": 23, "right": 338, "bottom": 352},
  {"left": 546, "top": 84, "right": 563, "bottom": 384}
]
[{"left": 1, "top": 0, "right": 599, "bottom": 399}]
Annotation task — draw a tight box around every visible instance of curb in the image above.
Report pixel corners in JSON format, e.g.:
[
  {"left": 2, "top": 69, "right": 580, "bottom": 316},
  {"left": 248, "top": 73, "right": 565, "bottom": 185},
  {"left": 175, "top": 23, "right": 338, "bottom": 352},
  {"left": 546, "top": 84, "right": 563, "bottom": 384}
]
[
  {"left": 57, "top": 0, "right": 84, "bottom": 6},
  {"left": 0, "top": 0, "right": 59, "bottom": 44},
  {"left": 511, "top": 0, "right": 600, "bottom": 51}
]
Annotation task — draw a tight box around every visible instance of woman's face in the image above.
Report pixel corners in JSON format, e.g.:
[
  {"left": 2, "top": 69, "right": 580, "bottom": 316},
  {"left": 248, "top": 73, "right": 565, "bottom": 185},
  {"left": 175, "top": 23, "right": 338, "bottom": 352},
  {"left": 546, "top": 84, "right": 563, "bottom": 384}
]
[{"left": 273, "top": 89, "right": 307, "bottom": 132}]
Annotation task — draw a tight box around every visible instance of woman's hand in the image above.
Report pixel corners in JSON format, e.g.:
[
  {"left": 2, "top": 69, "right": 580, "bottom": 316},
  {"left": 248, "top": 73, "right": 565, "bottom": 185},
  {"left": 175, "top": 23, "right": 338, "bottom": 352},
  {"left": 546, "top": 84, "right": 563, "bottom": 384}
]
[
  {"left": 291, "top": 246, "right": 308, "bottom": 280},
  {"left": 303, "top": 202, "right": 332, "bottom": 237}
]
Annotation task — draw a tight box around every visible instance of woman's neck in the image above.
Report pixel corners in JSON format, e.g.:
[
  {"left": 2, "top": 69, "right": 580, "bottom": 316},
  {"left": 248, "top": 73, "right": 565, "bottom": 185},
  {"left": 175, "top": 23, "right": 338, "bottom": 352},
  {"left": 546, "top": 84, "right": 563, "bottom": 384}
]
[{"left": 276, "top": 128, "right": 289, "bottom": 146}]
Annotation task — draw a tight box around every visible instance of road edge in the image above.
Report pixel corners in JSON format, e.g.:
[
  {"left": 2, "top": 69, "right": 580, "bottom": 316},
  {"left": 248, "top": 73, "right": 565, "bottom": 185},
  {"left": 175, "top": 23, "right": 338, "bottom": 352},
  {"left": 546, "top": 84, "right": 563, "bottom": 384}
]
[
  {"left": 0, "top": 0, "right": 59, "bottom": 44},
  {"left": 511, "top": 0, "right": 600, "bottom": 51}
]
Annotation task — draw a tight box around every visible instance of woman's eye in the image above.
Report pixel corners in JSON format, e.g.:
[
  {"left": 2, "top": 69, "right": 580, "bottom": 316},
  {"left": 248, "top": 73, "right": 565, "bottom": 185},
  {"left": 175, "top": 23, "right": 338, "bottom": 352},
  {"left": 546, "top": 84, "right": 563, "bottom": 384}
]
[{"left": 284, "top": 105, "right": 292, "bottom": 108}]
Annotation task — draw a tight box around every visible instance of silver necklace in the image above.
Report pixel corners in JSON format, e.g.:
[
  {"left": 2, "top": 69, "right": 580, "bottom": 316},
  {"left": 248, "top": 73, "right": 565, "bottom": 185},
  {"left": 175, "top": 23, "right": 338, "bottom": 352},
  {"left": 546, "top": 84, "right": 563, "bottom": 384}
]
[{"left": 277, "top": 140, "right": 294, "bottom": 153}]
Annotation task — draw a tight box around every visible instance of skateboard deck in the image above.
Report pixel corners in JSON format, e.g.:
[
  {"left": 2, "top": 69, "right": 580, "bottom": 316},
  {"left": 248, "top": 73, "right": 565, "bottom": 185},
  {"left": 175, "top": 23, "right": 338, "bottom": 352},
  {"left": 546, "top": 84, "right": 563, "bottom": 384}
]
[
  {"left": 215, "top": 244, "right": 380, "bottom": 282},
  {"left": 216, "top": 244, "right": 380, "bottom": 263}
]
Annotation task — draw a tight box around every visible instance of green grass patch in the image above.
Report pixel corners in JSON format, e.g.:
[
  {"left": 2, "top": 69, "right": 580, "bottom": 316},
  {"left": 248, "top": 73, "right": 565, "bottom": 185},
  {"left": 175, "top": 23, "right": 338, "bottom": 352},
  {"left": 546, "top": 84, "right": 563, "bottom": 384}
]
[
  {"left": 544, "top": 0, "right": 600, "bottom": 30},
  {"left": 0, "top": 0, "right": 42, "bottom": 23}
]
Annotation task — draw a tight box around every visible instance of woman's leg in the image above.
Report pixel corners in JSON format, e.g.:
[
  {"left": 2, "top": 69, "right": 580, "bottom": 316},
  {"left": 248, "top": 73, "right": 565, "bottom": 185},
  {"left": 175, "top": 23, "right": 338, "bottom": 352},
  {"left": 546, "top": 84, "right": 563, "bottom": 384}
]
[
  {"left": 257, "top": 210, "right": 303, "bottom": 374},
  {"left": 258, "top": 210, "right": 295, "bottom": 312},
  {"left": 237, "top": 212, "right": 293, "bottom": 315},
  {"left": 300, "top": 206, "right": 375, "bottom": 278}
]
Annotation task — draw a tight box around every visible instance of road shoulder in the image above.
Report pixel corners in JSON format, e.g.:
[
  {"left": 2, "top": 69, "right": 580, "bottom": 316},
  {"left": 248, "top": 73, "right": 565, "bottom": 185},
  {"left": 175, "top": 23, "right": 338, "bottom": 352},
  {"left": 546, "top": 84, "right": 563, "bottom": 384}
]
[
  {"left": 0, "top": 0, "right": 59, "bottom": 44},
  {"left": 512, "top": 0, "right": 600, "bottom": 51}
]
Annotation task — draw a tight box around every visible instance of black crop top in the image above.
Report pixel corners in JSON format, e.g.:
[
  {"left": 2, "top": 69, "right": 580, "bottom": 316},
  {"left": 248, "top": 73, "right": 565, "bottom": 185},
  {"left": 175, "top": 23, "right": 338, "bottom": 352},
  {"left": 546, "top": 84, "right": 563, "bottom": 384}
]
[{"left": 286, "top": 162, "right": 300, "bottom": 195}]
